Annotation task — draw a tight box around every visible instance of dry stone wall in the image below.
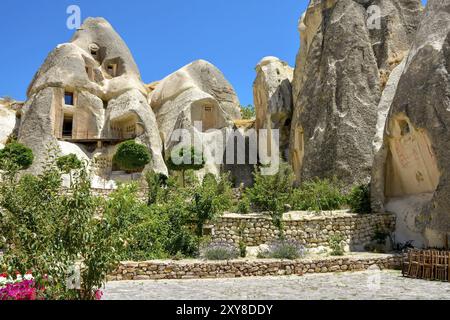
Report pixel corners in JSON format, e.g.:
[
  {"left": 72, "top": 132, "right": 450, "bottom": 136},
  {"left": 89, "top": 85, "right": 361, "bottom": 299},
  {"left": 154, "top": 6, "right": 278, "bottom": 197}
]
[
  {"left": 109, "top": 253, "right": 402, "bottom": 281},
  {"left": 211, "top": 212, "right": 395, "bottom": 251}
]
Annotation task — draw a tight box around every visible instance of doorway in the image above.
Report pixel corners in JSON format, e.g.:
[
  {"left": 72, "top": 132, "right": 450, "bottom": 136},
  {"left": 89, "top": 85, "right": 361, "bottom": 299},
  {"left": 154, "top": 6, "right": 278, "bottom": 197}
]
[
  {"left": 62, "top": 116, "right": 73, "bottom": 138},
  {"left": 202, "top": 105, "right": 216, "bottom": 131}
]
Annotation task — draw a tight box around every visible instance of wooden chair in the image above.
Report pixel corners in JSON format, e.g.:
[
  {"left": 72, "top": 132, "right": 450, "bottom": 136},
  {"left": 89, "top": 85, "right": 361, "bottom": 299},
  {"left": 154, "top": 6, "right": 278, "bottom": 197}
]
[
  {"left": 407, "top": 249, "right": 421, "bottom": 278},
  {"left": 433, "top": 251, "right": 448, "bottom": 282},
  {"left": 422, "top": 250, "right": 433, "bottom": 280},
  {"left": 402, "top": 251, "right": 411, "bottom": 277}
]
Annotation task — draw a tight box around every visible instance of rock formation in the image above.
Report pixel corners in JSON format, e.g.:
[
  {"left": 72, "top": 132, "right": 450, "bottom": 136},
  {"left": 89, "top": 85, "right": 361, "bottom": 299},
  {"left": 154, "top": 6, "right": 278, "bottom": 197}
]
[
  {"left": 289, "top": 0, "right": 423, "bottom": 186},
  {"left": 18, "top": 17, "right": 168, "bottom": 183},
  {"left": 371, "top": 0, "right": 450, "bottom": 247},
  {"left": 253, "top": 57, "right": 294, "bottom": 160},
  {"left": 0, "top": 99, "right": 20, "bottom": 149},
  {"left": 150, "top": 60, "right": 242, "bottom": 177}
]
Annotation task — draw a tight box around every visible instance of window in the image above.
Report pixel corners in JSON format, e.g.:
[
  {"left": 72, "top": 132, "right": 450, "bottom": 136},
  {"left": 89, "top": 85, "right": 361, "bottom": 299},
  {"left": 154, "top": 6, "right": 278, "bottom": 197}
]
[
  {"left": 107, "top": 64, "right": 117, "bottom": 77},
  {"left": 103, "top": 100, "right": 108, "bottom": 109},
  {"left": 64, "top": 92, "right": 74, "bottom": 106},
  {"left": 398, "top": 120, "right": 410, "bottom": 136}
]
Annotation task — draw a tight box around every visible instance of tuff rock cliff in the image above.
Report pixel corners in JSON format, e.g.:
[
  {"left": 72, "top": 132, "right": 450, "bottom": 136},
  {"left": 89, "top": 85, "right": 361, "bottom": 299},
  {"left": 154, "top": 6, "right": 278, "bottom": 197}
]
[
  {"left": 289, "top": 0, "right": 423, "bottom": 187},
  {"left": 371, "top": 0, "right": 450, "bottom": 247}
]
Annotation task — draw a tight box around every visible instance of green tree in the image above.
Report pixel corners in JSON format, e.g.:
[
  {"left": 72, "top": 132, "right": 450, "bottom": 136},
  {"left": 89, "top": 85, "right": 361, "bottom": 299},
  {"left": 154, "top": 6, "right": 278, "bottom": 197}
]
[
  {"left": 113, "top": 140, "right": 151, "bottom": 173},
  {"left": 56, "top": 154, "right": 82, "bottom": 174},
  {"left": 167, "top": 146, "right": 205, "bottom": 187},
  {"left": 0, "top": 142, "right": 34, "bottom": 171}
]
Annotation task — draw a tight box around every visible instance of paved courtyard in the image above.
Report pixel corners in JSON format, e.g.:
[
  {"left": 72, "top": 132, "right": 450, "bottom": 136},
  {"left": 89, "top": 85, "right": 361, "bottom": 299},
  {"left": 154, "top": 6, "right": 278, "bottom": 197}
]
[{"left": 103, "top": 270, "right": 450, "bottom": 300}]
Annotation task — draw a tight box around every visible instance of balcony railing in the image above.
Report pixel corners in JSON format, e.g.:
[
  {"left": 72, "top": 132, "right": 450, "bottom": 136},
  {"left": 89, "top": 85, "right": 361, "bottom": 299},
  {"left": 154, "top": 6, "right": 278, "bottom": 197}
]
[{"left": 61, "top": 130, "right": 138, "bottom": 142}]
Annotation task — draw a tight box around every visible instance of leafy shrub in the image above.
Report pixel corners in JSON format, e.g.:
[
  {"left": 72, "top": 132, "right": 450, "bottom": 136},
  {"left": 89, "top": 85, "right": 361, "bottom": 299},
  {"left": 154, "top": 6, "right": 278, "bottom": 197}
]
[
  {"left": 0, "top": 156, "right": 124, "bottom": 300},
  {"left": 145, "top": 170, "right": 168, "bottom": 205},
  {"left": 241, "top": 105, "right": 256, "bottom": 120},
  {"left": 0, "top": 142, "right": 34, "bottom": 171},
  {"left": 291, "top": 177, "right": 346, "bottom": 212},
  {"left": 247, "top": 162, "right": 295, "bottom": 232},
  {"left": 113, "top": 140, "right": 151, "bottom": 173},
  {"left": 347, "top": 184, "right": 372, "bottom": 214},
  {"left": 167, "top": 146, "right": 205, "bottom": 186},
  {"left": 237, "top": 195, "right": 250, "bottom": 214},
  {"left": 189, "top": 174, "right": 232, "bottom": 236},
  {"left": 328, "top": 234, "right": 345, "bottom": 256},
  {"left": 200, "top": 241, "right": 239, "bottom": 261},
  {"left": 56, "top": 154, "right": 82, "bottom": 174},
  {"left": 258, "top": 240, "right": 306, "bottom": 260},
  {"left": 106, "top": 183, "right": 198, "bottom": 261},
  {"left": 239, "top": 241, "right": 247, "bottom": 258}
]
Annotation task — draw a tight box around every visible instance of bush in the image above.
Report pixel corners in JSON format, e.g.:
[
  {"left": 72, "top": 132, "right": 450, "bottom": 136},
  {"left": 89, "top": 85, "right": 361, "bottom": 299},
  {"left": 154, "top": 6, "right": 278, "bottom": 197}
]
[
  {"left": 347, "top": 184, "right": 372, "bottom": 214},
  {"left": 145, "top": 170, "right": 168, "bottom": 205},
  {"left": 239, "top": 241, "right": 247, "bottom": 258},
  {"left": 237, "top": 195, "right": 250, "bottom": 214},
  {"left": 291, "top": 177, "right": 346, "bottom": 212},
  {"left": 56, "top": 154, "right": 82, "bottom": 174},
  {"left": 246, "top": 162, "right": 295, "bottom": 232},
  {"left": 328, "top": 234, "right": 345, "bottom": 256},
  {"left": 0, "top": 142, "right": 34, "bottom": 171},
  {"left": 200, "top": 241, "right": 239, "bottom": 261},
  {"left": 0, "top": 156, "right": 124, "bottom": 300},
  {"left": 189, "top": 174, "right": 232, "bottom": 237},
  {"left": 107, "top": 183, "right": 198, "bottom": 261},
  {"left": 241, "top": 105, "right": 255, "bottom": 120},
  {"left": 258, "top": 240, "right": 306, "bottom": 260},
  {"left": 113, "top": 140, "right": 151, "bottom": 173}
]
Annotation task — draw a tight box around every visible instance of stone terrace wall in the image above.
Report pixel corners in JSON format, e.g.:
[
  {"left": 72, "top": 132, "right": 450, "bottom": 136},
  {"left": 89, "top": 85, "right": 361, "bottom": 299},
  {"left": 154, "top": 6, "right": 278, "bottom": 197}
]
[
  {"left": 211, "top": 212, "right": 395, "bottom": 251},
  {"left": 109, "top": 253, "right": 402, "bottom": 281}
]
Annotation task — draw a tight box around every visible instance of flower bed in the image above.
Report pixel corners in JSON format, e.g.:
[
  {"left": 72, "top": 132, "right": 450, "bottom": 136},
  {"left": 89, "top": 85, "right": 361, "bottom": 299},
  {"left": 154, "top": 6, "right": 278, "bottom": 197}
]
[
  {"left": 0, "top": 272, "right": 45, "bottom": 300},
  {"left": 0, "top": 272, "right": 103, "bottom": 300}
]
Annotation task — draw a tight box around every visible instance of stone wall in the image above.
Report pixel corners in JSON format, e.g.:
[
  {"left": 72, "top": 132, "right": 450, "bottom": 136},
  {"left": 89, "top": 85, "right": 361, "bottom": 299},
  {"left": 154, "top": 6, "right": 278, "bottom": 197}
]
[
  {"left": 211, "top": 212, "right": 396, "bottom": 251},
  {"left": 108, "top": 253, "right": 402, "bottom": 281}
]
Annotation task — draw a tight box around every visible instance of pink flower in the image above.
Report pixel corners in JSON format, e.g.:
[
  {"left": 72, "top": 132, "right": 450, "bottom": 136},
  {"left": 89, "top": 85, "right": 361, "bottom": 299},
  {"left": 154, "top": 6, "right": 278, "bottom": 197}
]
[
  {"left": 95, "top": 289, "right": 103, "bottom": 301},
  {"left": 0, "top": 278, "right": 45, "bottom": 300}
]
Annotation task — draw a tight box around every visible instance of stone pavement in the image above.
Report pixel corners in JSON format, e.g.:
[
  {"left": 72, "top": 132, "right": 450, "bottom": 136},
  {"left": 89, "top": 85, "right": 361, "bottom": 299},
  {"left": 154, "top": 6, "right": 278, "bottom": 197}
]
[{"left": 103, "top": 270, "right": 450, "bottom": 300}]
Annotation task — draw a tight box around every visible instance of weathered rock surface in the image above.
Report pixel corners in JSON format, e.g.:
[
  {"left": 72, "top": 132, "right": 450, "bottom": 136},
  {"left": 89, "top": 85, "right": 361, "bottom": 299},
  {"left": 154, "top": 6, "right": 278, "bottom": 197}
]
[
  {"left": 289, "top": 0, "right": 422, "bottom": 186},
  {"left": 371, "top": 0, "right": 450, "bottom": 247},
  {"left": 151, "top": 60, "right": 241, "bottom": 144},
  {"left": 0, "top": 100, "right": 18, "bottom": 149},
  {"left": 19, "top": 17, "right": 167, "bottom": 176},
  {"left": 150, "top": 60, "right": 241, "bottom": 177},
  {"left": 253, "top": 57, "right": 294, "bottom": 159}
]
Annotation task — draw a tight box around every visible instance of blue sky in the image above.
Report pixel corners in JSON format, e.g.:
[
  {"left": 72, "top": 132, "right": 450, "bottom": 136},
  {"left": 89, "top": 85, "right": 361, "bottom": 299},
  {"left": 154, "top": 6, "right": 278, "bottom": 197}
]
[{"left": 0, "top": 0, "right": 427, "bottom": 106}]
